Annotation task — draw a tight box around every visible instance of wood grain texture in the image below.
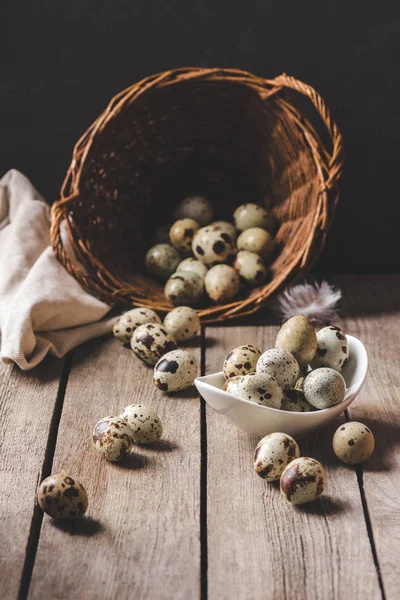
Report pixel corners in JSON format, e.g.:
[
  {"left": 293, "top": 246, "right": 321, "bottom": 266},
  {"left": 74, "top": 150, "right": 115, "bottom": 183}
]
[
  {"left": 205, "top": 325, "right": 381, "bottom": 600},
  {"left": 0, "top": 358, "right": 63, "bottom": 599},
  {"left": 29, "top": 336, "right": 201, "bottom": 600},
  {"left": 336, "top": 274, "right": 400, "bottom": 599}
]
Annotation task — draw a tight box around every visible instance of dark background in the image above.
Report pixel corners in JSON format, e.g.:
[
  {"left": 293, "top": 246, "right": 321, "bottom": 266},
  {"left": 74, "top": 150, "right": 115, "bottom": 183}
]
[{"left": 2, "top": 1, "right": 399, "bottom": 272}]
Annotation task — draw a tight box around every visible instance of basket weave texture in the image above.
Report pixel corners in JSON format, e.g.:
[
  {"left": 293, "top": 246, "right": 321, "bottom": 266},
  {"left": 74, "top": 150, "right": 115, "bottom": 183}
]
[{"left": 51, "top": 67, "right": 343, "bottom": 323}]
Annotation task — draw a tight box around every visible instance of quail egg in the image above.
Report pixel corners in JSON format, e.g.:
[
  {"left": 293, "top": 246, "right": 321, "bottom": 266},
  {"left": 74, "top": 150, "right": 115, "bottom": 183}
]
[
  {"left": 333, "top": 421, "right": 375, "bottom": 464},
  {"left": 169, "top": 218, "right": 200, "bottom": 252},
  {"left": 256, "top": 348, "right": 300, "bottom": 391},
  {"left": 164, "top": 271, "right": 204, "bottom": 307},
  {"left": 303, "top": 367, "right": 346, "bottom": 409},
  {"left": 275, "top": 315, "right": 317, "bottom": 369},
  {"left": 222, "top": 375, "right": 242, "bottom": 395},
  {"left": 204, "top": 264, "right": 240, "bottom": 303},
  {"left": 177, "top": 257, "right": 208, "bottom": 280},
  {"left": 38, "top": 473, "right": 88, "bottom": 520},
  {"left": 164, "top": 306, "right": 200, "bottom": 341},
  {"left": 281, "top": 389, "right": 313, "bottom": 412},
  {"left": 233, "top": 203, "right": 275, "bottom": 233},
  {"left": 113, "top": 308, "right": 161, "bottom": 343},
  {"left": 131, "top": 323, "right": 177, "bottom": 365},
  {"left": 223, "top": 344, "right": 262, "bottom": 379},
  {"left": 311, "top": 325, "right": 348, "bottom": 372},
  {"left": 237, "top": 227, "right": 274, "bottom": 261},
  {"left": 192, "top": 226, "right": 234, "bottom": 265},
  {"left": 153, "top": 349, "right": 198, "bottom": 392},
  {"left": 92, "top": 416, "right": 134, "bottom": 461},
  {"left": 209, "top": 220, "right": 237, "bottom": 241},
  {"left": 174, "top": 195, "right": 214, "bottom": 226},
  {"left": 145, "top": 243, "right": 181, "bottom": 281},
  {"left": 120, "top": 404, "right": 163, "bottom": 444},
  {"left": 280, "top": 457, "right": 326, "bottom": 505},
  {"left": 254, "top": 433, "right": 300, "bottom": 481},
  {"left": 235, "top": 372, "right": 283, "bottom": 408},
  {"left": 234, "top": 250, "right": 267, "bottom": 286}
]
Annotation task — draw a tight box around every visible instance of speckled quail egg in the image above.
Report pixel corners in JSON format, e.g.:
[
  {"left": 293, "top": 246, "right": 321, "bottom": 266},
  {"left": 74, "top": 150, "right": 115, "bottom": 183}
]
[
  {"left": 205, "top": 264, "right": 240, "bottom": 304},
  {"left": 233, "top": 203, "right": 276, "bottom": 233},
  {"left": 145, "top": 243, "right": 181, "bottom": 281},
  {"left": 38, "top": 473, "right": 88, "bottom": 520},
  {"left": 280, "top": 457, "right": 326, "bottom": 505},
  {"left": 153, "top": 349, "right": 198, "bottom": 392},
  {"left": 223, "top": 344, "right": 262, "bottom": 379},
  {"left": 154, "top": 223, "right": 172, "bottom": 244},
  {"left": 275, "top": 316, "right": 317, "bottom": 369},
  {"left": 192, "top": 226, "right": 234, "bottom": 265},
  {"left": 169, "top": 218, "right": 200, "bottom": 252},
  {"left": 174, "top": 195, "right": 214, "bottom": 226},
  {"left": 254, "top": 433, "right": 300, "bottom": 481},
  {"left": 256, "top": 348, "right": 300, "bottom": 391},
  {"left": 235, "top": 372, "right": 283, "bottom": 408},
  {"left": 311, "top": 325, "right": 348, "bottom": 372},
  {"left": 164, "top": 306, "right": 200, "bottom": 342},
  {"left": 234, "top": 250, "right": 267, "bottom": 286},
  {"left": 92, "top": 416, "right": 134, "bottom": 461},
  {"left": 120, "top": 404, "right": 163, "bottom": 444},
  {"left": 209, "top": 220, "right": 237, "bottom": 241},
  {"left": 281, "top": 389, "right": 313, "bottom": 412},
  {"left": 177, "top": 257, "right": 208, "bottom": 280},
  {"left": 303, "top": 368, "right": 346, "bottom": 409},
  {"left": 237, "top": 227, "right": 274, "bottom": 261},
  {"left": 131, "top": 323, "right": 177, "bottom": 365},
  {"left": 333, "top": 421, "right": 375, "bottom": 464},
  {"left": 165, "top": 271, "right": 204, "bottom": 307},
  {"left": 113, "top": 308, "right": 161, "bottom": 343},
  {"left": 222, "top": 375, "right": 242, "bottom": 395}
]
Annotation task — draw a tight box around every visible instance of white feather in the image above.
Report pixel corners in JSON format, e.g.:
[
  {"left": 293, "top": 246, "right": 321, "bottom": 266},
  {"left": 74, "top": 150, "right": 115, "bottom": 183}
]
[{"left": 276, "top": 281, "right": 341, "bottom": 325}]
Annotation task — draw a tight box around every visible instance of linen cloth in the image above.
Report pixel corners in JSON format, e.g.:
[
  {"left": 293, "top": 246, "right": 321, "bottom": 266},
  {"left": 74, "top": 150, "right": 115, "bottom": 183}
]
[{"left": 0, "top": 170, "right": 116, "bottom": 370}]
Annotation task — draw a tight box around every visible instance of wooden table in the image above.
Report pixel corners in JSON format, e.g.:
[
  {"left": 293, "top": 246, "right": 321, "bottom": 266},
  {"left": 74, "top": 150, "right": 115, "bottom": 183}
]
[{"left": 1, "top": 275, "right": 399, "bottom": 600}]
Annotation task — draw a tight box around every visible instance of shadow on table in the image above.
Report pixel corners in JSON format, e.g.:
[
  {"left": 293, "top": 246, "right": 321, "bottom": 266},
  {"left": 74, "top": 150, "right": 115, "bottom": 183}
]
[
  {"left": 296, "top": 495, "right": 348, "bottom": 516},
  {"left": 113, "top": 452, "right": 148, "bottom": 470},
  {"left": 52, "top": 516, "right": 103, "bottom": 537}
]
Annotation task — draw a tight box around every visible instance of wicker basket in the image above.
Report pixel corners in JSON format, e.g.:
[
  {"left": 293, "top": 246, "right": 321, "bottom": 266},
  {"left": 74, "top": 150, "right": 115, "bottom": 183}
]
[{"left": 51, "top": 67, "right": 343, "bottom": 323}]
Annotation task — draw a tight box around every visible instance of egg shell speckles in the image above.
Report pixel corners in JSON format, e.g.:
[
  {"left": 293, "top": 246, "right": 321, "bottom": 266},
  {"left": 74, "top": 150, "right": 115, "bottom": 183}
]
[
  {"left": 223, "top": 344, "right": 262, "bottom": 379},
  {"left": 275, "top": 316, "right": 317, "bottom": 369},
  {"left": 113, "top": 308, "right": 161, "bottom": 343},
  {"left": 204, "top": 264, "right": 240, "bottom": 303},
  {"left": 38, "top": 473, "right": 88, "bottom": 520},
  {"left": 280, "top": 457, "right": 326, "bottom": 505},
  {"left": 164, "top": 271, "right": 204, "bottom": 307},
  {"left": 131, "top": 323, "right": 177, "bottom": 365},
  {"left": 222, "top": 375, "right": 242, "bottom": 395},
  {"left": 92, "top": 416, "right": 134, "bottom": 462},
  {"left": 256, "top": 348, "right": 300, "bottom": 391},
  {"left": 120, "top": 404, "right": 163, "bottom": 444},
  {"left": 281, "top": 389, "right": 313, "bottom": 412},
  {"left": 233, "top": 203, "right": 276, "bottom": 234},
  {"left": 333, "top": 421, "right": 375, "bottom": 464},
  {"left": 234, "top": 251, "right": 267, "bottom": 286},
  {"left": 311, "top": 325, "right": 349, "bottom": 372},
  {"left": 192, "top": 226, "right": 234, "bottom": 266},
  {"left": 163, "top": 306, "right": 200, "bottom": 342},
  {"left": 174, "top": 195, "right": 214, "bottom": 226},
  {"left": 235, "top": 372, "right": 283, "bottom": 408},
  {"left": 145, "top": 244, "right": 181, "bottom": 281},
  {"left": 303, "top": 367, "right": 346, "bottom": 409},
  {"left": 254, "top": 433, "right": 300, "bottom": 481},
  {"left": 209, "top": 220, "right": 237, "bottom": 241},
  {"left": 169, "top": 218, "right": 200, "bottom": 252},
  {"left": 154, "top": 349, "right": 198, "bottom": 392},
  {"left": 177, "top": 257, "right": 208, "bottom": 280}
]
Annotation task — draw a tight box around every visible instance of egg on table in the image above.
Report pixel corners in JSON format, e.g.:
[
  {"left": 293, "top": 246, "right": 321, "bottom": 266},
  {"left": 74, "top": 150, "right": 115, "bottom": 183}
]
[
  {"left": 145, "top": 243, "right": 181, "bottom": 281},
  {"left": 254, "top": 432, "right": 300, "bottom": 481},
  {"left": 333, "top": 421, "right": 375, "bottom": 464},
  {"left": 223, "top": 344, "right": 262, "bottom": 379},
  {"left": 280, "top": 457, "right": 327, "bottom": 505},
  {"left": 256, "top": 348, "right": 300, "bottom": 391},
  {"left": 131, "top": 323, "right": 177, "bottom": 366},
  {"left": 235, "top": 372, "right": 283, "bottom": 408},
  {"left": 275, "top": 315, "right": 317, "bottom": 369},
  {"left": 120, "top": 404, "right": 163, "bottom": 444},
  {"left": 204, "top": 264, "right": 240, "bottom": 303},
  {"left": 234, "top": 250, "right": 267, "bottom": 286},
  {"left": 192, "top": 226, "right": 234, "bottom": 265},
  {"left": 311, "top": 325, "right": 349, "bottom": 371},
  {"left": 113, "top": 308, "right": 161, "bottom": 343},
  {"left": 163, "top": 306, "right": 200, "bottom": 342},
  {"left": 169, "top": 218, "right": 200, "bottom": 252},
  {"left": 38, "top": 473, "right": 88, "bottom": 520},
  {"left": 164, "top": 271, "right": 204, "bottom": 307},
  {"left": 303, "top": 367, "right": 346, "bottom": 409},
  {"left": 174, "top": 195, "right": 214, "bottom": 226},
  {"left": 153, "top": 349, "right": 198, "bottom": 392},
  {"left": 92, "top": 416, "right": 134, "bottom": 461}
]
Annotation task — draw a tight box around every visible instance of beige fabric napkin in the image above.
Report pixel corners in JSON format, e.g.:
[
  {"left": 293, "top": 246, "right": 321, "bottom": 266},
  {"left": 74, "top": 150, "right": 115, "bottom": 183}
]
[{"left": 0, "top": 170, "right": 116, "bottom": 370}]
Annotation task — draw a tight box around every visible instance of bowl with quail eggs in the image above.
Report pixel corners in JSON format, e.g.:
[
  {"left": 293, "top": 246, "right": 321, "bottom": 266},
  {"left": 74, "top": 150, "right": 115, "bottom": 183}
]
[{"left": 195, "top": 316, "right": 368, "bottom": 438}]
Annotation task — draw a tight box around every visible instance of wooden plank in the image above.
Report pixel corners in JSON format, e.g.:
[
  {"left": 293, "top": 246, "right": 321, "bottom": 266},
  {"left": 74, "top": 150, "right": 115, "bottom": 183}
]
[
  {"left": 29, "top": 336, "right": 201, "bottom": 600},
  {"left": 337, "top": 274, "right": 400, "bottom": 599},
  {"left": 0, "top": 358, "right": 63, "bottom": 599},
  {"left": 205, "top": 324, "right": 381, "bottom": 600}
]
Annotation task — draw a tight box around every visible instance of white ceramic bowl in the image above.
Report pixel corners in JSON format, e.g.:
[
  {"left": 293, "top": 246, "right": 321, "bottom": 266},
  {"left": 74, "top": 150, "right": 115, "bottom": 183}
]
[{"left": 195, "top": 335, "right": 368, "bottom": 438}]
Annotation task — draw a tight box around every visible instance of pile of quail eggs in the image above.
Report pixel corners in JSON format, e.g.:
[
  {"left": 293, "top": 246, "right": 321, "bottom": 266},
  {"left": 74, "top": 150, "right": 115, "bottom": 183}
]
[
  {"left": 222, "top": 315, "right": 349, "bottom": 412},
  {"left": 145, "top": 195, "right": 277, "bottom": 306}
]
